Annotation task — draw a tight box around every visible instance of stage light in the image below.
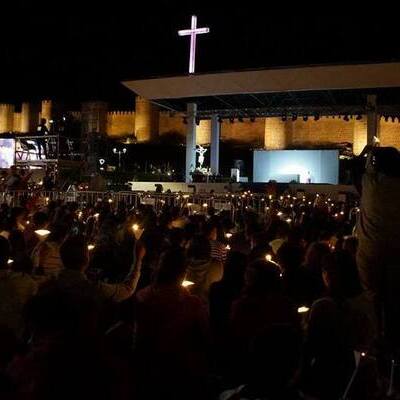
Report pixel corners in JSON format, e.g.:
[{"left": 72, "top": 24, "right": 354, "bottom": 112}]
[
  {"left": 356, "top": 114, "right": 362, "bottom": 120},
  {"left": 303, "top": 116, "right": 308, "bottom": 122}
]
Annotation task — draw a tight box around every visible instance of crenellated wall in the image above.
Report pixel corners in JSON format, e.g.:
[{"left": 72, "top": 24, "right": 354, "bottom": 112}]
[
  {"left": 1, "top": 98, "right": 400, "bottom": 154},
  {"left": 135, "top": 96, "right": 159, "bottom": 142},
  {"left": 0, "top": 104, "right": 15, "bottom": 133},
  {"left": 107, "top": 111, "right": 135, "bottom": 137},
  {"left": 221, "top": 118, "right": 265, "bottom": 145}
]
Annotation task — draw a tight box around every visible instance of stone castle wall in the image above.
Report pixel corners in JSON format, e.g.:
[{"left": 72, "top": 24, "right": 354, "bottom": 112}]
[{"left": 0, "top": 98, "right": 400, "bottom": 153}]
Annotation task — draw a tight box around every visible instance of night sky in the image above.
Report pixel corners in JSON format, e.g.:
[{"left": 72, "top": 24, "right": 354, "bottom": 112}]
[{"left": 2, "top": 3, "right": 399, "bottom": 108}]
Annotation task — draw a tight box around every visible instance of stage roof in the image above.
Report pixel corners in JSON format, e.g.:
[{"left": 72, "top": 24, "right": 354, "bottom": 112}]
[{"left": 122, "top": 62, "right": 400, "bottom": 117}]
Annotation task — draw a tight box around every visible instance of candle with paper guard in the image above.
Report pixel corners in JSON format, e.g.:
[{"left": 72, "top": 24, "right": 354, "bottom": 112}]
[
  {"left": 298, "top": 306, "right": 310, "bottom": 314},
  {"left": 35, "top": 229, "right": 51, "bottom": 237}
]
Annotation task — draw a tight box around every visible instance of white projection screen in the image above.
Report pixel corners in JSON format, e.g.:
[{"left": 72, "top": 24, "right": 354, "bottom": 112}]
[
  {"left": 0, "top": 139, "right": 15, "bottom": 169},
  {"left": 253, "top": 150, "right": 339, "bottom": 184}
]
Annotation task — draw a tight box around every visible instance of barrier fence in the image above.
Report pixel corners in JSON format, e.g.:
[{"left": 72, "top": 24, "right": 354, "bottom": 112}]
[{"left": 0, "top": 189, "right": 359, "bottom": 225}]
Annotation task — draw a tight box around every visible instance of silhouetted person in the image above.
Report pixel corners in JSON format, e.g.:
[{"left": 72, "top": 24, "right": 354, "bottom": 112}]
[{"left": 36, "top": 118, "right": 49, "bottom": 159}]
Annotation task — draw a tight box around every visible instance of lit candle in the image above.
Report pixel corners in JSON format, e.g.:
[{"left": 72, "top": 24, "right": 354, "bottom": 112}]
[
  {"left": 265, "top": 254, "right": 272, "bottom": 262},
  {"left": 7, "top": 259, "right": 13, "bottom": 265},
  {"left": 298, "top": 306, "right": 310, "bottom": 314},
  {"left": 182, "top": 280, "right": 194, "bottom": 287},
  {"left": 87, "top": 244, "right": 95, "bottom": 251},
  {"left": 35, "top": 229, "right": 51, "bottom": 237},
  {"left": 225, "top": 233, "right": 233, "bottom": 239}
]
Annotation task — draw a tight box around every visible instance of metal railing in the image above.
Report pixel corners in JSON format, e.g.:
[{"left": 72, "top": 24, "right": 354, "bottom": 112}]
[
  {"left": 14, "top": 135, "right": 82, "bottom": 162},
  {"left": 0, "top": 189, "right": 359, "bottom": 222}
]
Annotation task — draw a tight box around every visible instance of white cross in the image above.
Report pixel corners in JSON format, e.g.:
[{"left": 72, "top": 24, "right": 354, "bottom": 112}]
[{"left": 178, "top": 15, "right": 209, "bottom": 74}]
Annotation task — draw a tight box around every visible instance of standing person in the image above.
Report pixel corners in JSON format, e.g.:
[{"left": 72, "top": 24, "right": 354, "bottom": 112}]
[
  {"left": 36, "top": 118, "right": 49, "bottom": 160},
  {"left": 135, "top": 248, "right": 209, "bottom": 400},
  {"left": 5, "top": 166, "right": 21, "bottom": 191},
  {"left": 355, "top": 147, "right": 400, "bottom": 305}
]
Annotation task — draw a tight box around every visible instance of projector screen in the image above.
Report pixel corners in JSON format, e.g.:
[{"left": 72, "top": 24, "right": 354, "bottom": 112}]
[
  {"left": 253, "top": 150, "right": 339, "bottom": 184},
  {"left": 0, "top": 139, "right": 15, "bottom": 169}
]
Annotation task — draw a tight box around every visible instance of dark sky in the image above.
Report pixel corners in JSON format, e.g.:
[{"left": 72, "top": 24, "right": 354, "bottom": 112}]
[{"left": 2, "top": 3, "right": 399, "bottom": 108}]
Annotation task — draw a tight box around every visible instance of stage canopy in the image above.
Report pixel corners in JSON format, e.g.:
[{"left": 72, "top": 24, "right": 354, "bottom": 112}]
[{"left": 123, "top": 62, "right": 400, "bottom": 118}]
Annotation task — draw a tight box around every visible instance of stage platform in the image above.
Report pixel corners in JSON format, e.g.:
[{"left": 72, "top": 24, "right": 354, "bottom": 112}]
[{"left": 127, "top": 181, "right": 358, "bottom": 199}]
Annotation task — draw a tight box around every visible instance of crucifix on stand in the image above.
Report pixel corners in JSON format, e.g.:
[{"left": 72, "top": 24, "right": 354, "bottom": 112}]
[{"left": 178, "top": 15, "right": 210, "bottom": 74}]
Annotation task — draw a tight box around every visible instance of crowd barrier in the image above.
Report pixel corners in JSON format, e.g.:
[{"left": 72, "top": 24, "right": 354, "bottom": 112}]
[{"left": 0, "top": 189, "right": 359, "bottom": 223}]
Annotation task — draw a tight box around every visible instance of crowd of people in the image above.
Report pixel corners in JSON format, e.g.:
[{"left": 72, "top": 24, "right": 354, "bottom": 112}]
[{"left": 0, "top": 145, "right": 398, "bottom": 399}]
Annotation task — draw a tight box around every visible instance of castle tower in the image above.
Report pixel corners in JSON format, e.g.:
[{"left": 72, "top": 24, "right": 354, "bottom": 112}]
[
  {"left": 264, "top": 117, "right": 291, "bottom": 149},
  {"left": 41, "top": 100, "right": 52, "bottom": 128},
  {"left": 196, "top": 119, "right": 211, "bottom": 145},
  {"left": 81, "top": 101, "right": 108, "bottom": 135},
  {"left": 0, "top": 104, "right": 15, "bottom": 133},
  {"left": 135, "top": 96, "right": 159, "bottom": 142},
  {"left": 21, "top": 102, "right": 39, "bottom": 133}
]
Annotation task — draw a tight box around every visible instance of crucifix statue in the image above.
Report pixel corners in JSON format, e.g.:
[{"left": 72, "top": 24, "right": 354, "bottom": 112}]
[
  {"left": 178, "top": 15, "right": 210, "bottom": 74},
  {"left": 196, "top": 145, "right": 207, "bottom": 169}
]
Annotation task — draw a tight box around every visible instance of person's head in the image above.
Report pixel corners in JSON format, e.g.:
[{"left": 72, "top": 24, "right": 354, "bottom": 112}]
[
  {"left": 10, "top": 207, "right": 26, "bottom": 227},
  {"left": 0, "top": 237, "right": 10, "bottom": 269},
  {"left": 305, "top": 241, "right": 331, "bottom": 273},
  {"left": 187, "top": 234, "right": 211, "bottom": 262},
  {"left": 342, "top": 236, "right": 358, "bottom": 257},
  {"left": 221, "top": 251, "right": 247, "bottom": 289},
  {"left": 371, "top": 146, "right": 400, "bottom": 177},
  {"left": 322, "top": 250, "right": 362, "bottom": 299},
  {"left": 203, "top": 221, "right": 218, "bottom": 241},
  {"left": 277, "top": 241, "right": 304, "bottom": 273},
  {"left": 47, "top": 222, "right": 70, "bottom": 244},
  {"left": 60, "top": 235, "right": 88, "bottom": 272},
  {"left": 244, "top": 259, "right": 282, "bottom": 295},
  {"left": 12, "top": 254, "right": 34, "bottom": 274},
  {"left": 168, "top": 228, "right": 186, "bottom": 248},
  {"left": 32, "top": 211, "right": 49, "bottom": 229},
  {"left": 247, "top": 324, "right": 301, "bottom": 395},
  {"left": 155, "top": 247, "right": 187, "bottom": 286}
]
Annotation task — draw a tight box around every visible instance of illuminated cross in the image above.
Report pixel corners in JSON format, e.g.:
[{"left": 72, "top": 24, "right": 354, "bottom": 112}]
[{"left": 178, "top": 15, "right": 210, "bottom": 74}]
